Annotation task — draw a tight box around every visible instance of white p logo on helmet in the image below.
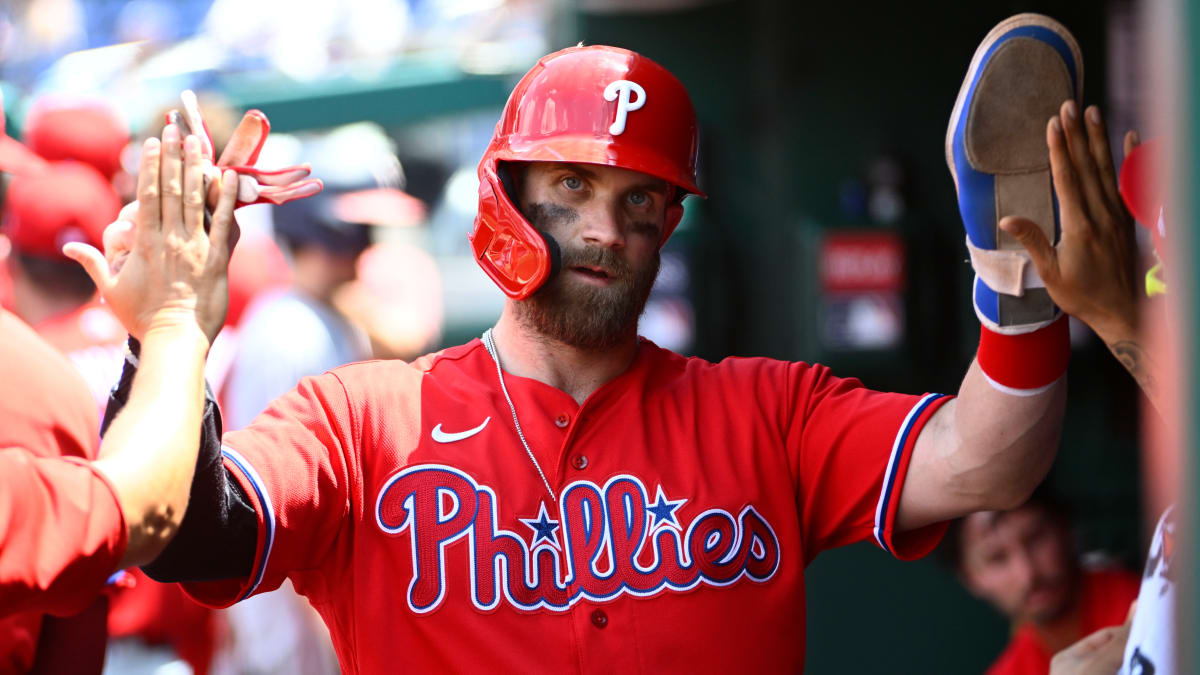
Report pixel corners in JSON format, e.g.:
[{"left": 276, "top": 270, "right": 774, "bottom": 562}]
[{"left": 604, "top": 80, "right": 646, "bottom": 135}]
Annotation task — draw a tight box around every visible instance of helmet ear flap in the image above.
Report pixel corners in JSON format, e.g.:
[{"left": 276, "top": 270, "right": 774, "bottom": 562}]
[{"left": 497, "top": 160, "right": 562, "bottom": 284}]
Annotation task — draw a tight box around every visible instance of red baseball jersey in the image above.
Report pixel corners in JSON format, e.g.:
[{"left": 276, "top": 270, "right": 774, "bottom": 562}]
[
  {"left": 0, "top": 308, "right": 105, "bottom": 671},
  {"left": 182, "top": 338, "right": 951, "bottom": 673}
]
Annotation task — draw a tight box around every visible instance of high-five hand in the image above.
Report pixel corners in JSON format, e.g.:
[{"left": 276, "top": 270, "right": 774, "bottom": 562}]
[
  {"left": 998, "top": 101, "right": 1140, "bottom": 342},
  {"left": 63, "top": 124, "right": 240, "bottom": 346}
]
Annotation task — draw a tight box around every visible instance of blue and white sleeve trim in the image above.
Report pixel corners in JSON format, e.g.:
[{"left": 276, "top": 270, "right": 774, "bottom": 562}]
[
  {"left": 221, "top": 444, "right": 276, "bottom": 601},
  {"left": 873, "top": 393, "right": 949, "bottom": 555}
]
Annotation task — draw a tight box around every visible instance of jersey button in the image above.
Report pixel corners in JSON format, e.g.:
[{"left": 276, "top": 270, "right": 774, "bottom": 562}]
[
  {"left": 571, "top": 455, "right": 588, "bottom": 470},
  {"left": 590, "top": 609, "right": 608, "bottom": 629},
  {"left": 555, "top": 413, "right": 570, "bottom": 428}
]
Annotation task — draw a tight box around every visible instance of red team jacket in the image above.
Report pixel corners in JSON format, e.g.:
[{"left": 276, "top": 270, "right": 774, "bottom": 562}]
[
  {"left": 0, "top": 310, "right": 123, "bottom": 672},
  {"left": 986, "top": 568, "right": 1141, "bottom": 675},
  {"left": 176, "top": 338, "right": 951, "bottom": 672}
]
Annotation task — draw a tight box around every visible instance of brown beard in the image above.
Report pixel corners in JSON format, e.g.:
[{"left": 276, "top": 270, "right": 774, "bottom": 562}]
[{"left": 515, "top": 202, "right": 660, "bottom": 350}]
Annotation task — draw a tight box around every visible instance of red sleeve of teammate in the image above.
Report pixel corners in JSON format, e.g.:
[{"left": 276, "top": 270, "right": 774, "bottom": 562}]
[
  {"left": 0, "top": 449, "right": 126, "bottom": 617},
  {"left": 181, "top": 372, "right": 357, "bottom": 607},
  {"left": 785, "top": 363, "right": 953, "bottom": 563}
]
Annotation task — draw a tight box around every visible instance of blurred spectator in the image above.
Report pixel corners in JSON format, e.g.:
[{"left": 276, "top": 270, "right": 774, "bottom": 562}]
[
  {"left": 217, "top": 126, "right": 420, "bottom": 675},
  {"left": 224, "top": 123, "right": 410, "bottom": 429},
  {"left": 23, "top": 97, "right": 128, "bottom": 180},
  {"left": 223, "top": 190, "right": 372, "bottom": 430},
  {"left": 942, "top": 492, "right": 1139, "bottom": 675},
  {"left": 2, "top": 160, "right": 125, "bottom": 411}
]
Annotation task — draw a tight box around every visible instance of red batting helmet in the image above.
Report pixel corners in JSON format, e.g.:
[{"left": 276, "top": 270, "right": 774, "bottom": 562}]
[{"left": 470, "top": 45, "right": 704, "bottom": 300}]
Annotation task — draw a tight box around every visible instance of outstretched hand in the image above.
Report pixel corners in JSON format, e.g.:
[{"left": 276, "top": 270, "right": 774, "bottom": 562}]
[
  {"left": 63, "top": 124, "right": 240, "bottom": 345},
  {"left": 1049, "top": 602, "right": 1135, "bottom": 675},
  {"left": 999, "top": 100, "right": 1141, "bottom": 343}
]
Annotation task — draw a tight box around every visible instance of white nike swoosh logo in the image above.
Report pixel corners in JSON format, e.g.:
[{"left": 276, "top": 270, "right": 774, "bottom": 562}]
[{"left": 431, "top": 417, "right": 491, "bottom": 443}]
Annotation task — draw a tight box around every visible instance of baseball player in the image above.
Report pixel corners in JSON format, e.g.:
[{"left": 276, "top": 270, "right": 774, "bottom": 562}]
[
  {"left": 2, "top": 128, "right": 240, "bottom": 622},
  {"left": 95, "top": 44, "right": 1098, "bottom": 672},
  {"left": 1027, "top": 129, "right": 1172, "bottom": 675},
  {"left": 0, "top": 297, "right": 104, "bottom": 672}
]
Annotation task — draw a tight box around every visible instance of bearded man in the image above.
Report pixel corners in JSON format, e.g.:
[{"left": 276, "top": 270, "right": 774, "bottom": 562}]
[{"left": 90, "top": 43, "right": 1135, "bottom": 672}]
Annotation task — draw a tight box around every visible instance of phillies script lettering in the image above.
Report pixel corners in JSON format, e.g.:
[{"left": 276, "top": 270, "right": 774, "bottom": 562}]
[{"left": 375, "top": 465, "right": 781, "bottom": 613}]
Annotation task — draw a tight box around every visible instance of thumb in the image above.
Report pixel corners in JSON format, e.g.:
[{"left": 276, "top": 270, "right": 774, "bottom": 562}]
[
  {"left": 1000, "top": 216, "right": 1058, "bottom": 282},
  {"left": 62, "top": 242, "right": 112, "bottom": 291}
]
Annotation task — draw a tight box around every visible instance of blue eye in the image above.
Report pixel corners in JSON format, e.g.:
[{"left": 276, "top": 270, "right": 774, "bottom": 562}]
[
  {"left": 629, "top": 192, "right": 648, "bottom": 206},
  {"left": 563, "top": 176, "right": 582, "bottom": 190}
]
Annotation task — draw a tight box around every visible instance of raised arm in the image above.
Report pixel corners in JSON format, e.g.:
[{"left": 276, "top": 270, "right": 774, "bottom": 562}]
[
  {"left": 65, "top": 125, "right": 240, "bottom": 567},
  {"left": 898, "top": 100, "right": 1137, "bottom": 531}
]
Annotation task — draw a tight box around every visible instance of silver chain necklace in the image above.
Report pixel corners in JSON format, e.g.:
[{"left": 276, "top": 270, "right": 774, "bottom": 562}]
[{"left": 482, "top": 329, "right": 557, "bottom": 501}]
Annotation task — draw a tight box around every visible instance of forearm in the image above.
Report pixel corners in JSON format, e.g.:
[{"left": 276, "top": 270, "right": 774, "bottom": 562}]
[
  {"left": 899, "top": 359, "right": 1066, "bottom": 531},
  {"left": 93, "top": 325, "right": 209, "bottom": 568},
  {"left": 950, "top": 359, "right": 1067, "bottom": 506}
]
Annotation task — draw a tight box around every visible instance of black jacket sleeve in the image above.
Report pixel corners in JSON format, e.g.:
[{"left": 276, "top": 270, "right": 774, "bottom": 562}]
[{"left": 101, "top": 337, "right": 258, "bottom": 582}]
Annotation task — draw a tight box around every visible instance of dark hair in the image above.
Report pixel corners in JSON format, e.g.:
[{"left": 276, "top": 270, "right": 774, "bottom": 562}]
[
  {"left": 273, "top": 194, "right": 371, "bottom": 258},
  {"left": 10, "top": 250, "right": 95, "bottom": 300},
  {"left": 936, "top": 486, "right": 1071, "bottom": 572}
]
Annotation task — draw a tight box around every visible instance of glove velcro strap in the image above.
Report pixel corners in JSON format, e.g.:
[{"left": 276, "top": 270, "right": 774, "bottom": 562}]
[
  {"left": 966, "top": 235, "right": 1045, "bottom": 297},
  {"left": 977, "top": 314, "right": 1069, "bottom": 395}
]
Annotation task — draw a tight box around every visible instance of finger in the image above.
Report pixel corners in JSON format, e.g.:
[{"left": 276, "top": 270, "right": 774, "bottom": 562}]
[
  {"left": 182, "top": 135, "right": 206, "bottom": 236},
  {"left": 1125, "top": 599, "right": 1139, "bottom": 623},
  {"left": 61, "top": 242, "right": 112, "bottom": 291},
  {"left": 159, "top": 124, "right": 184, "bottom": 235},
  {"left": 1084, "top": 106, "right": 1123, "bottom": 212},
  {"left": 208, "top": 169, "right": 240, "bottom": 262},
  {"left": 1047, "top": 117, "right": 1087, "bottom": 241},
  {"left": 1059, "top": 101, "right": 1109, "bottom": 226},
  {"left": 135, "top": 137, "right": 162, "bottom": 247},
  {"left": 999, "top": 216, "right": 1059, "bottom": 284},
  {"left": 1124, "top": 130, "right": 1140, "bottom": 159}
]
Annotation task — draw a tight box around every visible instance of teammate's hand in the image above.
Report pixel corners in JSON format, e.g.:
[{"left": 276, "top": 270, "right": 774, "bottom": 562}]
[
  {"left": 63, "top": 124, "right": 240, "bottom": 345},
  {"left": 1049, "top": 601, "right": 1134, "bottom": 675},
  {"left": 998, "top": 101, "right": 1141, "bottom": 343}
]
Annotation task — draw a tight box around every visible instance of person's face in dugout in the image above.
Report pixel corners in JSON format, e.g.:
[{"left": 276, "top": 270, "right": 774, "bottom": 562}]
[
  {"left": 513, "top": 161, "right": 672, "bottom": 350},
  {"left": 959, "top": 505, "right": 1077, "bottom": 625}
]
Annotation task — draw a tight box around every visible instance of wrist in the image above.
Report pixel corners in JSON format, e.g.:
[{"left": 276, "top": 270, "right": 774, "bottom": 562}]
[
  {"left": 141, "top": 321, "right": 211, "bottom": 355},
  {"left": 1089, "top": 315, "right": 1139, "bottom": 350},
  {"left": 977, "top": 315, "right": 1070, "bottom": 395}
]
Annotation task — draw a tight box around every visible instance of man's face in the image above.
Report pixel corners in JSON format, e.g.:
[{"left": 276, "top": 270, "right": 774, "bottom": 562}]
[
  {"left": 958, "top": 505, "right": 1077, "bottom": 625},
  {"left": 513, "top": 161, "right": 671, "bottom": 350}
]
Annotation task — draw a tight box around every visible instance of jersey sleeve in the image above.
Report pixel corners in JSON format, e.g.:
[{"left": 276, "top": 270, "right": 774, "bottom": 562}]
[
  {"left": 0, "top": 449, "right": 126, "bottom": 617},
  {"left": 180, "top": 371, "right": 358, "bottom": 607},
  {"left": 784, "top": 363, "right": 952, "bottom": 562}
]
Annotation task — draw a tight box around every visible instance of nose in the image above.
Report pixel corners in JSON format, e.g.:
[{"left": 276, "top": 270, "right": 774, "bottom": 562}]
[
  {"left": 1010, "top": 547, "right": 1036, "bottom": 591},
  {"left": 579, "top": 202, "right": 625, "bottom": 249}
]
